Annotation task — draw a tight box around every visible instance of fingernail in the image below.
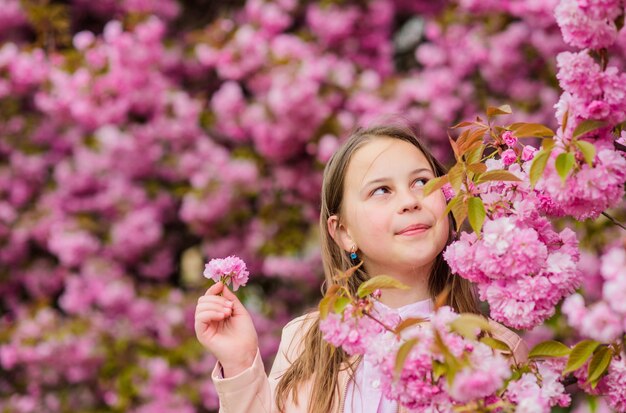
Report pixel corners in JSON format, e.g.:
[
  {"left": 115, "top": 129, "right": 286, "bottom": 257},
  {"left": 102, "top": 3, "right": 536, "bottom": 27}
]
[
  {"left": 225, "top": 300, "right": 233, "bottom": 306},
  {"left": 223, "top": 307, "right": 232, "bottom": 313}
]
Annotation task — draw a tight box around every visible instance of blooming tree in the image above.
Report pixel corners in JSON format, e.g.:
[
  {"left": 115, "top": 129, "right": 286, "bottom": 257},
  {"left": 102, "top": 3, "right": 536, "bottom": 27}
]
[{"left": 1, "top": 0, "right": 626, "bottom": 412}]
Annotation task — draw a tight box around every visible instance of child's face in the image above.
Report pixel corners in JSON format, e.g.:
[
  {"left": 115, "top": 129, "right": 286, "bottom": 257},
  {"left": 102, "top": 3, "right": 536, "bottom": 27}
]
[{"left": 332, "top": 137, "right": 449, "bottom": 275}]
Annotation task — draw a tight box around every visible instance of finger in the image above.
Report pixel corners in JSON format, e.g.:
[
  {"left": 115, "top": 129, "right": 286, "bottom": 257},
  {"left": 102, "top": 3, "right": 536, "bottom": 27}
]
[
  {"left": 196, "top": 302, "right": 232, "bottom": 314},
  {"left": 221, "top": 286, "right": 243, "bottom": 311},
  {"left": 205, "top": 282, "right": 224, "bottom": 296},
  {"left": 198, "top": 295, "right": 233, "bottom": 307},
  {"left": 195, "top": 310, "right": 228, "bottom": 323}
]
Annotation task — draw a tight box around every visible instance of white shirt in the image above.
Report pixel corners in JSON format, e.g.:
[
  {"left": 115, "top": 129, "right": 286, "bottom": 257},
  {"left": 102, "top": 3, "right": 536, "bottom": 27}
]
[{"left": 343, "top": 298, "right": 434, "bottom": 413}]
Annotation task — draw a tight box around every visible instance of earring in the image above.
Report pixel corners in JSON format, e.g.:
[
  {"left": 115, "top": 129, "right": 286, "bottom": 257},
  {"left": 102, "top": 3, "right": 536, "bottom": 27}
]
[{"left": 349, "top": 245, "right": 359, "bottom": 264}]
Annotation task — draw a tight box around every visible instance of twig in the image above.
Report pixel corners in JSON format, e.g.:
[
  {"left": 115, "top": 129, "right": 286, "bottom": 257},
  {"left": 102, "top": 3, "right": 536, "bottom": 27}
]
[
  {"left": 363, "top": 311, "right": 396, "bottom": 334},
  {"left": 602, "top": 212, "right": 626, "bottom": 231}
]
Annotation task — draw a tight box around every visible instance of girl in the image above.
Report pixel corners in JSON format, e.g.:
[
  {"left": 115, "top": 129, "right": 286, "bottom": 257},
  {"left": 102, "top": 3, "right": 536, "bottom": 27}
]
[{"left": 194, "top": 124, "right": 529, "bottom": 413}]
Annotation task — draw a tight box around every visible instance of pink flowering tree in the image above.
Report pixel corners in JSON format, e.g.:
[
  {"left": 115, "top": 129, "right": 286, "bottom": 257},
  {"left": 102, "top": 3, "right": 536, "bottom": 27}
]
[
  {"left": 318, "top": 0, "right": 626, "bottom": 407},
  {"left": 1, "top": 0, "right": 626, "bottom": 412}
]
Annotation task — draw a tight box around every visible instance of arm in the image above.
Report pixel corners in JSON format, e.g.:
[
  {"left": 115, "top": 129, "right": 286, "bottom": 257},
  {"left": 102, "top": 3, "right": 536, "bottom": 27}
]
[{"left": 211, "top": 313, "right": 315, "bottom": 413}]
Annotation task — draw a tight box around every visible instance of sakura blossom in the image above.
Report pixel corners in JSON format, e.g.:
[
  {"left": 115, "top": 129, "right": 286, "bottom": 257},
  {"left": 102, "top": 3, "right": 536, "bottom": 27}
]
[{"left": 203, "top": 256, "right": 250, "bottom": 291}]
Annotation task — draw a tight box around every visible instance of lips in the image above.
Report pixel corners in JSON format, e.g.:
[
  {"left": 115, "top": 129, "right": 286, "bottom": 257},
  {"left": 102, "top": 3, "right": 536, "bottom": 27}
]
[{"left": 397, "top": 223, "right": 431, "bottom": 235}]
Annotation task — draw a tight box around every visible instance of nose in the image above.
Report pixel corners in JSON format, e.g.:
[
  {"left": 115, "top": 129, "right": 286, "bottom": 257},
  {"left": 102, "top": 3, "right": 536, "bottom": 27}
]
[{"left": 398, "top": 188, "right": 422, "bottom": 213}]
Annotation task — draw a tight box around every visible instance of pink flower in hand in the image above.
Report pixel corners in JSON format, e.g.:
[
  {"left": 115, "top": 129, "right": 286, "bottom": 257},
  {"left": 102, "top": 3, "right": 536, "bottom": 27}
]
[{"left": 203, "top": 255, "right": 250, "bottom": 291}]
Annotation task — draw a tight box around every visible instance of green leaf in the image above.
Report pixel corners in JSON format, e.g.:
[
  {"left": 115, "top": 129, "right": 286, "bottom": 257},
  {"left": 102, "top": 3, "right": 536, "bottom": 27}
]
[
  {"left": 480, "top": 336, "right": 512, "bottom": 353},
  {"left": 587, "top": 346, "right": 612, "bottom": 386},
  {"left": 432, "top": 360, "right": 446, "bottom": 381},
  {"left": 451, "top": 121, "right": 475, "bottom": 129},
  {"left": 572, "top": 120, "right": 606, "bottom": 140},
  {"left": 575, "top": 140, "right": 596, "bottom": 167},
  {"left": 357, "top": 275, "right": 410, "bottom": 298},
  {"left": 529, "top": 148, "right": 551, "bottom": 188},
  {"left": 466, "top": 163, "right": 487, "bottom": 175},
  {"left": 333, "top": 296, "right": 351, "bottom": 314},
  {"left": 465, "top": 144, "right": 484, "bottom": 165},
  {"left": 319, "top": 295, "right": 333, "bottom": 319},
  {"left": 395, "top": 338, "right": 418, "bottom": 378},
  {"left": 542, "top": 138, "right": 555, "bottom": 151},
  {"left": 423, "top": 175, "right": 449, "bottom": 197},
  {"left": 555, "top": 152, "right": 575, "bottom": 183},
  {"left": 394, "top": 317, "right": 427, "bottom": 334},
  {"left": 444, "top": 194, "right": 460, "bottom": 216},
  {"left": 487, "top": 104, "right": 512, "bottom": 117},
  {"left": 509, "top": 122, "right": 555, "bottom": 138},
  {"left": 333, "top": 261, "right": 364, "bottom": 281},
  {"left": 450, "top": 196, "right": 468, "bottom": 232},
  {"left": 449, "top": 314, "right": 492, "bottom": 339},
  {"left": 563, "top": 340, "right": 601, "bottom": 375},
  {"left": 447, "top": 163, "right": 464, "bottom": 193},
  {"left": 476, "top": 170, "right": 522, "bottom": 184},
  {"left": 528, "top": 340, "right": 571, "bottom": 359},
  {"left": 467, "top": 197, "right": 486, "bottom": 235}
]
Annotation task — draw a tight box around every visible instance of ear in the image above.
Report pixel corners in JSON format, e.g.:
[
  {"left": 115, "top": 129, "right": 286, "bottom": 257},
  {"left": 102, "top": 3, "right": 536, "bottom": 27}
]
[{"left": 327, "top": 215, "right": 354, "bottom": 253}]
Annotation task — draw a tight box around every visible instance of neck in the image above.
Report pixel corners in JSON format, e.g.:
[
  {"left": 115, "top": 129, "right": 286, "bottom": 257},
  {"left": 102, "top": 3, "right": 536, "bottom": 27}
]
[{"left": 364, "top": 262, "right": 432, "bottom": 309}]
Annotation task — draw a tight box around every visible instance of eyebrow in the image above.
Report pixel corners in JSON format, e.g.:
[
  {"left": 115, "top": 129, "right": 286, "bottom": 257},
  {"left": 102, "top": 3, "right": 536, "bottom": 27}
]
[{"left": 361, "top": 168, "right": 433, "bottom": 190}]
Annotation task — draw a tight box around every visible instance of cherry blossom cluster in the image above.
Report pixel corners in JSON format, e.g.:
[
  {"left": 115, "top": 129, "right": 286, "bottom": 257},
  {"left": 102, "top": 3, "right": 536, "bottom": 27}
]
[
  {"left": 319, "top": 301, "right": 400, "bottom": 355},
  {"left": 320, "top": 299, "right": 570, "bottom": 412},
  {"left": 560, "top": 244, "right": 626, "bottom": 411},
  {"left": 445, "top": 198, "right": 581, "bottom": 329},
  {"left": 536, "top": 0, "right": 626, "bottom": 221},
  {"left": 203, "top": 255, "right": 250, "bottom": 291}
]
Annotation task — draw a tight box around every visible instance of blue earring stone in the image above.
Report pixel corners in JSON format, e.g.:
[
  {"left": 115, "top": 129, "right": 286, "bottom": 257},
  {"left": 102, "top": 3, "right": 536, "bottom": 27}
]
[{"left": 350, "top": 252, "right": 357, "bottom": 260}]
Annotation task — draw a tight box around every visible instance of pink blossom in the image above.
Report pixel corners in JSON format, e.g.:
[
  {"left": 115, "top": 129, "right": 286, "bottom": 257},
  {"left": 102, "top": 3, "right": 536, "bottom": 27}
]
[
  {"left": 605, "top": 358, "right": 626, "bottom": 412},
  {"left": 555, "top": 0, "right": 619, "bottom": 50},
  {"left": 203, "top": 255, "right": 250, "bottom": 291},
  {"left": 580, "top": 302, "right": 622, "bottom": 343},
  {"left": 501, "top": 148, "right": 517, "bottom": 166},
  {"left": 600, "top": 247, "right": 626, "bottom": 281},
  {"left": 316, "top": 134, "right": 339, "bottom": 163},
  {"left": 48, "top": 226, "right": 100, "bottom": 267},
  {"left": 536, "top": 149, "right": 626, "bottom": 220},
  {"left": 441, "top": 183, "right": 455, "bottom": 201},
  {"left": 319, "top": 304, "right": 398, "bottom": 356},
  {"left": 448, "top": 343, "right": 510, "bottom": 402},
  {"left": 561, "top": 293, "right": 587, "bottom": 330},
  {"left": 502, "top": 130, "right": 517, "bottom": 147},
  {"left": 505, "top": 359, "right": 570, "bottom": 411},
  {"left": 522, "top": 145, "right": 537, "bottom": 161}
]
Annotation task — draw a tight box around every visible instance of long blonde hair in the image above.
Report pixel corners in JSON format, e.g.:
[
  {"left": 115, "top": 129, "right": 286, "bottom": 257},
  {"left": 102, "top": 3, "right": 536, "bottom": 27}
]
[{"left": 275, "top": 125, "right": 479, "bottom": 412}]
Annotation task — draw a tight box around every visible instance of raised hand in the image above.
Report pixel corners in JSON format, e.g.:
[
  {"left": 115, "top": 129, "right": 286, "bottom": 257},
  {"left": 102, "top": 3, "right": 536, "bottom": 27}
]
[{"left": 194, "top": 281, "right": 259, "bottom": 377}]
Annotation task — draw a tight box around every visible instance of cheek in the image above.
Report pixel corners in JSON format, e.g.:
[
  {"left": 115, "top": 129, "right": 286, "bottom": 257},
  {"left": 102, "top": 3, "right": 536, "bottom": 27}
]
[
  {"left": 428, "top": 194, "right": 451, "bottom": 238},
  {"left": 354, "top": 204, "right": 391, "bottom": 235},
  {"left": 427, "top": 192, "right": 448, "bottom": 219}
]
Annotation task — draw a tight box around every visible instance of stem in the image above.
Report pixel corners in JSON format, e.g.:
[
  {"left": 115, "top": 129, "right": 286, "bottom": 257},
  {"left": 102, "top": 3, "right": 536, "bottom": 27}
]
[
  {"left": 602, "top": 212, "right": 626, "bottom": 231},
  {"left": 363, "top": 311, "right": 396, "bottom": 334},
  {"left": 479, "top": 149, "right": 498, "bottom": 163}
]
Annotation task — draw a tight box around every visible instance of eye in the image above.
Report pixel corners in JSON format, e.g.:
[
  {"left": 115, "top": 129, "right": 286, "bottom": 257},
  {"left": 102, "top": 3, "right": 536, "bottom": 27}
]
[
  {"left": 371, "top": 186, "right": 390, "bottom": 196},
  {"left": 412, "top": 178, "right": 429, "bottom": 188}
]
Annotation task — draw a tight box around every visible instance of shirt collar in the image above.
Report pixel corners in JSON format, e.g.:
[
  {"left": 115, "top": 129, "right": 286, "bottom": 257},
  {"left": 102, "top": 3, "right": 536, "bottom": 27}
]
[{"left": 374, "top": 297, "right": 434, "bottom": 320}]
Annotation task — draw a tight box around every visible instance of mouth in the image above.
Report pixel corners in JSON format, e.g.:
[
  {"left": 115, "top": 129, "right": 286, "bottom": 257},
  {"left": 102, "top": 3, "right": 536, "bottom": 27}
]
[{"left": 396, "top": 224, "right": 431, "bottom": 236}]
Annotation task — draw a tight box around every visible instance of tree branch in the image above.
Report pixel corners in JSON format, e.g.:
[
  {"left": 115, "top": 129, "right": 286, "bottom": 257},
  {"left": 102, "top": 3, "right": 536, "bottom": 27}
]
[{"left": 602, "top": 212, "right": 626, "bottom": 231}]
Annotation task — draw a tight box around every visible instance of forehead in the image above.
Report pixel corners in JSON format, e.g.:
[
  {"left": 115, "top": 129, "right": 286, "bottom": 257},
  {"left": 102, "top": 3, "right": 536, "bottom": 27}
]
[{"left": 346, "top": 138, "right": 433, "bottom": 183}]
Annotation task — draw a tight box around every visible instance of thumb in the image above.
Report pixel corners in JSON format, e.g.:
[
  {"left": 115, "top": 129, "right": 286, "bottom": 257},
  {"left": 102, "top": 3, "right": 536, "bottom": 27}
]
[
  {"left": 222, "top": 286, "right": 246, "bottom": 312},
  {"left": 205, "top": 281, "right": 224, "bottom": 296}
]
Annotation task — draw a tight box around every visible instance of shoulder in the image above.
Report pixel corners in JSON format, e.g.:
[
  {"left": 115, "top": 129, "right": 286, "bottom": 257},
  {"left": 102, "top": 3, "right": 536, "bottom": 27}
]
[
  {"left": 283, "top": 310, "right": 319, "bottom": 333},
  {"left": 488, "top": 319, "right": 529, "bottom": 363},
  {"left": 278, "top": 310, "right": 320, "bottom": 361}
]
